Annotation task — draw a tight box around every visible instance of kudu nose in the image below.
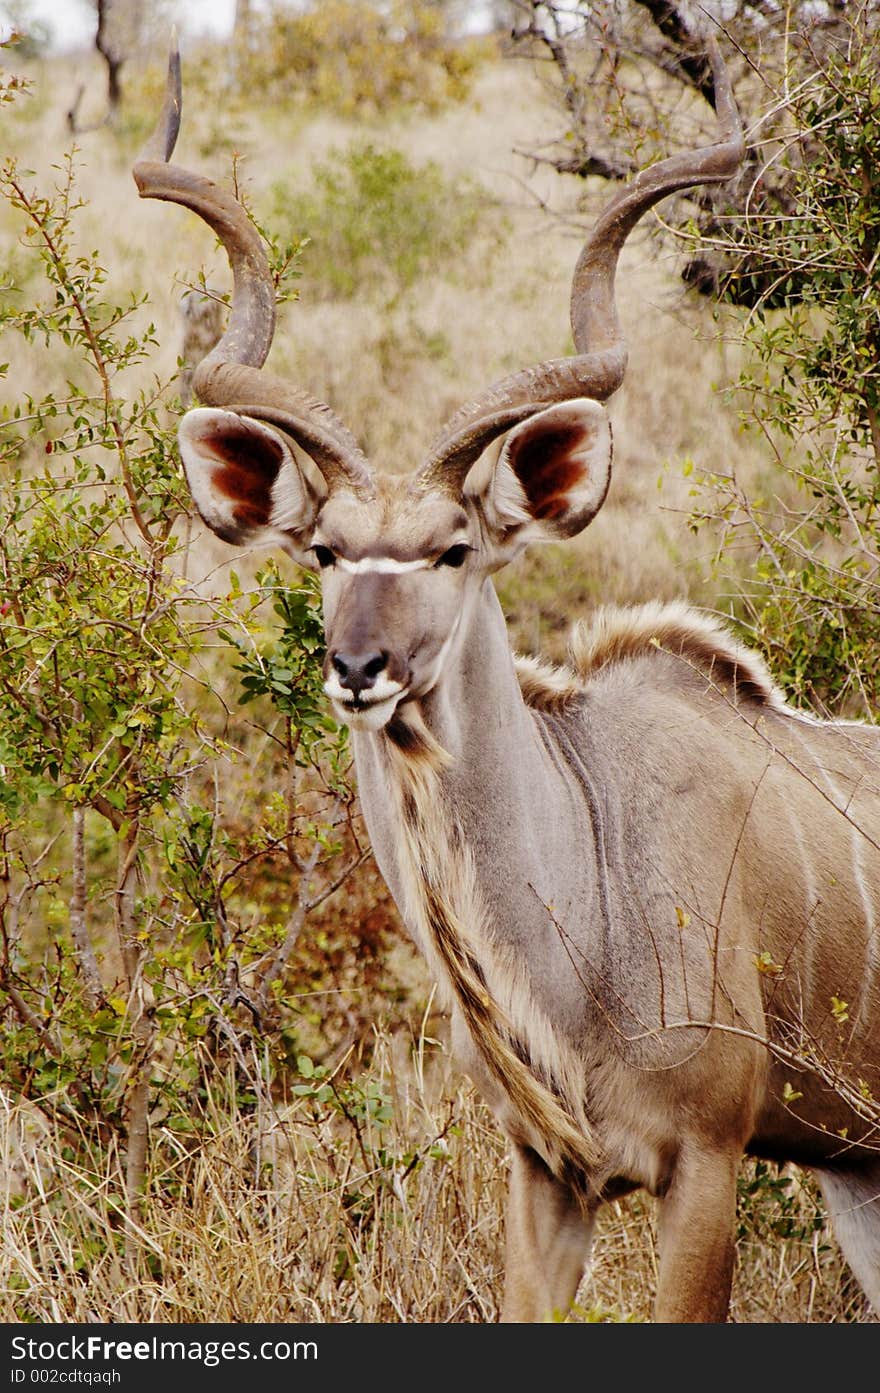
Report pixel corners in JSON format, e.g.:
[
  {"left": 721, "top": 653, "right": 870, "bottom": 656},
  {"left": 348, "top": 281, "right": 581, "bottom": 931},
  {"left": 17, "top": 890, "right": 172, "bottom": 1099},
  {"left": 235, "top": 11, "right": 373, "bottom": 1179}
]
[{"left": 330, "top": 650, "right": 389, "bottom": 699}]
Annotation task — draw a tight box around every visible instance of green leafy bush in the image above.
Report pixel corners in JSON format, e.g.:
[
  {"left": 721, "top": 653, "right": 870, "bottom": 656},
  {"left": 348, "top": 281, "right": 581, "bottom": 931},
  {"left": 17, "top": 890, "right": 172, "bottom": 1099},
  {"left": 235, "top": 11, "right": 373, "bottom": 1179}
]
[
  {"left": 0, "top": 72, "right": 388, "bottom": 1267},
  {"left": 273, "top": 141, "right": 486, "bottom": 304},
  {"left": 690, "top": 19, "right": 880, "bottom": 716},
  {"left": 736, "top": 1160, "right": 824, "bottom": 1244},
  {"left": 243, "top": 0, "right": 489, "bottom": 116}
]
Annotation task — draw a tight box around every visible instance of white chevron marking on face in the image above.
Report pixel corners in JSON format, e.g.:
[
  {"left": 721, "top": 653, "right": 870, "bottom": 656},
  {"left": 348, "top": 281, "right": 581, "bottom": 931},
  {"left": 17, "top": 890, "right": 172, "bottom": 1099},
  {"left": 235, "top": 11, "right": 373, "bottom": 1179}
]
[{"left": 335, "top": 556, "right": 432, "bottom": 575}]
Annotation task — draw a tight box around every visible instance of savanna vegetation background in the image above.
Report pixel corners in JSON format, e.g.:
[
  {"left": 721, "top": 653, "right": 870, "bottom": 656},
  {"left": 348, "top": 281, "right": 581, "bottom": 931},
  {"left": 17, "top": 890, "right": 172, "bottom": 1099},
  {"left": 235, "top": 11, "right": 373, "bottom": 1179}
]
[{"left": 0, "top": 0, "right": 878, "bottom": 1323}]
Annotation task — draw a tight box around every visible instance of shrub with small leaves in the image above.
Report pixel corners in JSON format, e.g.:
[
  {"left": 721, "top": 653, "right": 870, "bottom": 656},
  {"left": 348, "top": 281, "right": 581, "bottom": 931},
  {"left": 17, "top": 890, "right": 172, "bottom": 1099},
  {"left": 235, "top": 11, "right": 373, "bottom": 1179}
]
[
  {"left": 274, "top": 141, "right": 487, "bottom": 306},
  {"left": 242, "top": 0, "right": 488, "bottom": 116},
  {"left": 689, "top": 19, "right": 880, "bottom": 716},
  {"left": 0, "top": 65, "right": 379, "bottom": 1273}
]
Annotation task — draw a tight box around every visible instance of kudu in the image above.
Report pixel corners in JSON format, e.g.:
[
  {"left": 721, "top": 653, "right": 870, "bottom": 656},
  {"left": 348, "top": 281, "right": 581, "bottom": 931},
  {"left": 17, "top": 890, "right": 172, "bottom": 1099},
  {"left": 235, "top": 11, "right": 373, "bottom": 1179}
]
[{"left": 134, "top": 46, "right": 880, "bottom": 1321}]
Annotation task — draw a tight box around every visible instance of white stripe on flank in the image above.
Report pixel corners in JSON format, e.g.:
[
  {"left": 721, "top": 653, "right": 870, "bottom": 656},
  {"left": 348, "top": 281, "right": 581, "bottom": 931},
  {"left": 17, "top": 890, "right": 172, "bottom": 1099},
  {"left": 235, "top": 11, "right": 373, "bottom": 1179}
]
[
  {"left": 336, "top": 556, "right": 432, "bottom": 575},
  {"left": 783, "top": 798, "right": 819, "bottom": 1005},
  {"left": 788, "top": 724, "right": 877, "bottom": 1030}
]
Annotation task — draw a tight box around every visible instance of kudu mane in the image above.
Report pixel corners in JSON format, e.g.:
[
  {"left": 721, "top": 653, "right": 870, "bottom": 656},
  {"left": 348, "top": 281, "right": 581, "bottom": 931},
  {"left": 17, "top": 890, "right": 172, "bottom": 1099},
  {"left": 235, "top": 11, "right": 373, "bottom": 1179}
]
[{"left": 514, "top": 600, "right": 785, "bottom": 715}]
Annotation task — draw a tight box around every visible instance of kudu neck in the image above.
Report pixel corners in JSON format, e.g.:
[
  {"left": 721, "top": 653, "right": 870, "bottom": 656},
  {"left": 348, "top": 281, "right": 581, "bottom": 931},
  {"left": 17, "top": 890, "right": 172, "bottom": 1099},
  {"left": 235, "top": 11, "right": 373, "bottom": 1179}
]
[
  {"left": 350, "top": 576, "right": 542, "bottom": 804},
  {"left": 417, "top": 577, "right": 532, "bottom": 764},
  {"left": 351, "top": 577, "right": 566, "bottom": 869}
]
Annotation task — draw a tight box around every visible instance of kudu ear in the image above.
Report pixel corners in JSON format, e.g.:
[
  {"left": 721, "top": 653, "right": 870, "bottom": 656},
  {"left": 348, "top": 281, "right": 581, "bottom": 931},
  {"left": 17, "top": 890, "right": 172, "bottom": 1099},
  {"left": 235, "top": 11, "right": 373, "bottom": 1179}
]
[
  {"left": 475, "top": 399, "right": 612, "bottom": 546},
  {"left": 177, "top": 408, "right": 322, "bottom": 568}
]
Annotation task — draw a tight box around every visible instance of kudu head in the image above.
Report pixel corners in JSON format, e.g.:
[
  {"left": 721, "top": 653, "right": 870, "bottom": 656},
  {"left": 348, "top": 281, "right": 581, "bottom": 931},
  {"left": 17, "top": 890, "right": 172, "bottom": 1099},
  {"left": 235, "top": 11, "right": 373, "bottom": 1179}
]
[{"left": 134, "top": 45, "right": 743, "bottom": 734}]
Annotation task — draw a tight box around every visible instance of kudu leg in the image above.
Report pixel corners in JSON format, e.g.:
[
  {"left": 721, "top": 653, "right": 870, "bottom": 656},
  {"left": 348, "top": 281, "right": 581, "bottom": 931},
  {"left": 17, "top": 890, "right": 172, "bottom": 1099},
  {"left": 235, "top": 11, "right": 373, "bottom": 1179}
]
[
  {"left": 814, "top": 1161, "right": 880, "bottom": 1312},
  {"left": 654, "top": 1143, "right": 740, "bottom": 1322},
  {"left": 501, "top": 1143, "right": 595, "bottom": 1322}
]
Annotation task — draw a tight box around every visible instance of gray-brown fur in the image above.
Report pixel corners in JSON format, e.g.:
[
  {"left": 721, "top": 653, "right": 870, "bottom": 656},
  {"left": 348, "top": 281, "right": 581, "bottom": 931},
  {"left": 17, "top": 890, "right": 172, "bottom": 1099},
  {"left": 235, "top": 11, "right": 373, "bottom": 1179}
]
[{"left": 141, "top": 42, "right": 880, "bottom": 1322}]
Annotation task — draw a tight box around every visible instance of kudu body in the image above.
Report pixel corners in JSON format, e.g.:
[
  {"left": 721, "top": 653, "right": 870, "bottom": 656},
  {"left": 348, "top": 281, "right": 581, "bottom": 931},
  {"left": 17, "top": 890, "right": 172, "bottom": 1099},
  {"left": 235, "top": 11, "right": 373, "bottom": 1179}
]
[{"left": 135, "top": 48, "right": 880, "bottom": 1321}]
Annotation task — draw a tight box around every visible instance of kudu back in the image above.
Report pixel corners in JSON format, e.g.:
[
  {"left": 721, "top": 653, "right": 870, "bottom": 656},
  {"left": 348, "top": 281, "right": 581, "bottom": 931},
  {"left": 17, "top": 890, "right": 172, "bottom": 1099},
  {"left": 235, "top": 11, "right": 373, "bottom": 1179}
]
[{"left": 135, "top": 46, "right": 880, "bottom": 1321}]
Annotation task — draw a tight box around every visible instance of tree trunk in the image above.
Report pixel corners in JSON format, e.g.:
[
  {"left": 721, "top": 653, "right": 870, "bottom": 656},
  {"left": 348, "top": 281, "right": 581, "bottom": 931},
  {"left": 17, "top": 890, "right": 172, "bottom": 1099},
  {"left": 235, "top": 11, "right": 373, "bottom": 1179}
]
[
  {"left": 114, "top": 809, "right": 155, "bottom": 1268},
  {"left": 69, "top": 806, "right": 104, "bottom": 1010}
]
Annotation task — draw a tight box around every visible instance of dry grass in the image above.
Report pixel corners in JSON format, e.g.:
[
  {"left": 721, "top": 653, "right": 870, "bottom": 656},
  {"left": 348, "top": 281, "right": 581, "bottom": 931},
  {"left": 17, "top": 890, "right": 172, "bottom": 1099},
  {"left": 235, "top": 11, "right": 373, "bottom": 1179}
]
[
  {"left": 2, "top": 1025, "right": 866, "bottom": 1324},
  {"left": 0, "top": 41, "right": 867, "bottom": 1326},
  {"left": 1, "top": 1024, "right": 508, "bottom": 1323}
]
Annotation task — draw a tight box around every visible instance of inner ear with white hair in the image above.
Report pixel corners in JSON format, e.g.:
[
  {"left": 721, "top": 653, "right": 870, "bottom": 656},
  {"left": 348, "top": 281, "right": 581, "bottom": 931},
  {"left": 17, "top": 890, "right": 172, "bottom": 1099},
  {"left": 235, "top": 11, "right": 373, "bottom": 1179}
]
[
  {"left": 177, "top": 407, "right": 322, "bottom": 568},
  {"left": 469, "top": 399, "right": 612, "bottom": 547}
]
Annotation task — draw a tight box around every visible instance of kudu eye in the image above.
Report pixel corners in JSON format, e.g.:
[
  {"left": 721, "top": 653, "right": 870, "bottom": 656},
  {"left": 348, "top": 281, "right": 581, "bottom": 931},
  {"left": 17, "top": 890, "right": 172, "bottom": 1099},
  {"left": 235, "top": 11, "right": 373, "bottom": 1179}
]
[
  {"left": 312, "top": 545, "right": 336, "bottom": 569},
  {"left": 435, "top": 544, "right": 471, "bottom": 569}
]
